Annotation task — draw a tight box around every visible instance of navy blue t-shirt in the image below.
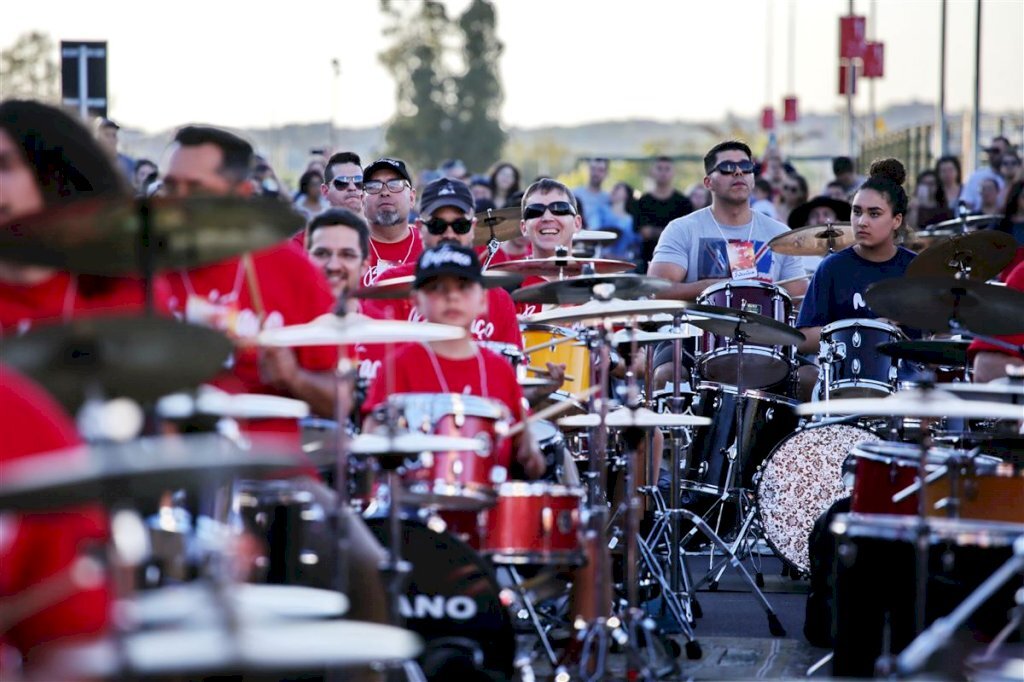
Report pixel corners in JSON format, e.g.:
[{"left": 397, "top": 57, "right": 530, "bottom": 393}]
[{"left": 796, "top": 246, "right": 917, "bottom": 328}]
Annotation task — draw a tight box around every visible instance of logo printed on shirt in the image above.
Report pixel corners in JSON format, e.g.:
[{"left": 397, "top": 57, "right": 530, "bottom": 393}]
[{"left": 853, "top": 292, "right": 866, "bottom": 310}]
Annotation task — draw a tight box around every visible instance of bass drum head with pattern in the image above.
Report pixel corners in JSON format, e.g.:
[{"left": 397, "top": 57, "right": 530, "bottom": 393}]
[{"left": 756, "top": 422, "right": 877, "bottom": 575}]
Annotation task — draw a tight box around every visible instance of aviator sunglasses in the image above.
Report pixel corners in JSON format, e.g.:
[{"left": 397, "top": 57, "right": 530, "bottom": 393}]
[
  {"left": 330, "top": 175, "right": 364, "bottom": 190},
  {"left": 424, "top": 217, "right": 474, "bottom": 235},
  {"left": 709, "top": 159, "right": 756, "bottom": 175},
  {"left": 522, "top": 201, "right": 577, "bottom": 220}
]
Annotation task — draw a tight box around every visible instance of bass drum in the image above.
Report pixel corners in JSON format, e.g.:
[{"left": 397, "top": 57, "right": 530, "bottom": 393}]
[
  {"left": 756, "top": 422, "right": 877, "bottom": 575},
  {"left": 366, "top": 517, "right": 515, "bottom": 681}
]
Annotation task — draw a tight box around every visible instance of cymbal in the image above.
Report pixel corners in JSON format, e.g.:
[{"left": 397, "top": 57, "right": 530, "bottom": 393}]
[
  {"left": 0, "top": 434, "right": 301, "bottom": 511},
  {"left": 524, "top": 298, "right": 691, "bottom": 325},
  {"left": 257, "top": 313, "right": 466, "bottom": 347},
  {"left": 348, "top": 433, "right": 484, "bottom": 459},
  {"left": 35, "top": 620, "right": 422, "bottom": 677},
  {"left": 513, "top": 274, "right": 673, "bottom": 304},
  {"left": 472, "top": 207, "right": 522, "bottom": 246},
  {"left": 573, "top": 230, "right": 619, "bottom": 242},
  {"left": 156, "top": 388, "right": 311, "bottom": 420},
  {"left": 488, "top": 256, "right": 635, "bottom": 279},
  {"left": 929, "top": 214, "right": 1001, "bottom": 232},
  {"left": 933, "top": 382, "right": 1023, "bottom": 405},
  {"left": 353, "top": 272, "right": 522, "bottom": 300},
  {"left": 559, "top": 408, "right": 711, "bottom": 429},
  {"left": 865, "top": 277, "right": 1024, "bottom": 335},
  {"left": 130, "top": 584, "right": 349, "bottom": 628},
  {"left": 0, "top": 316, "right": 232, "bottom": 409},
  {"left": 906, "top": 230, "right": 1017, "bottom": 280},
  {"left": 0, "top": 196, "right": 305, "bottom": 275},
  {"left": 767, "top": 223, "right": 854, "bottom": 256},
  {"left": 612, "top": 328, "right": 703, "bottom": 345},
  {"left": 683, "top": 303, "right": 806, "bottom": 347},
  {"left": 795, "top": 387, "right": 1024, "bottom": 420},
  {"left": 878, "top": 340, "right": 970, "bottom": 367}
]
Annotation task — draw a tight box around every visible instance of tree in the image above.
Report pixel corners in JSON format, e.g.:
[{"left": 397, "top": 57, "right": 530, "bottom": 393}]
[
  {"left": 378, "top": 0, "right": 506, "bottom": 174},
  {"left": 0, "top": 32, "right": 59, "bottom": 103}
]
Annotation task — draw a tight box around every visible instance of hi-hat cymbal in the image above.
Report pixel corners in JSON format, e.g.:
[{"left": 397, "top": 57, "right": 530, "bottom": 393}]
[
  {"left": 524, "top": 298, "right": 691, "bottom": 325},
  {"left": 0, "top": 196, "right": 305, "bottom": 275},
  {"left": 878, "top": 339, "right": 970, "bottom": 367},
  {"left": 767, "top": 223, "right": 854, "bottom": 256},
  {"left": 795, "top": 387, "right": 1024, "bottom": 420},
  {"left": 559, "top": 408, "right": 711, "bottom": 429},
  {"left": 906, "top": 230, "right": 1017, "bottom": 281},
  {"left": 353, "top": 272, "right": 522, "bottom": 300},
  {"left": 472, "top": 207, "right": 523, "bottom": 246},
  {"left": 488, "top": 256, "right": 635, "bottom": 279},
  {"left": 513, "top": 274, "right": 673, "bottom": 304},
  {"left": 0, "top": 316, "right": 232, "bottom": 410},
  {"left": 865, "top": 277, "right": 1024, "bottom": 335},
  {"left": 683, "top": 303, "right": 806, "bottom": 347},
  {"left": 257, "top": 313, "right": 466, "bottom": 347},
  {"left": 0, "top": 434, "right": 301, "bottom": 511},
  {"left": 929, "top": 214, "right": 1001, "bottom": 232}
]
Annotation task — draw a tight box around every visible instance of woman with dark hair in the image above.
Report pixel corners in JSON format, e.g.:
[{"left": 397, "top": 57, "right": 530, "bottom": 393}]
[
  {"left": 775, "top": 172, "right": 809, "bottom": 225},
  {"left": 598, "top": 181, "right": 639, "bottom": 259},
  {"left": 488, "top": 161, "right": 520, "bottom": 209},
  {"left": 907, "top": 169, "right": 953, "bottom": 229},
  {"left": 293, "top": 168, "right": 328, "bottom": 221},
  {"left": 935, "top": 155, "right": 963, "bottom": 212}
]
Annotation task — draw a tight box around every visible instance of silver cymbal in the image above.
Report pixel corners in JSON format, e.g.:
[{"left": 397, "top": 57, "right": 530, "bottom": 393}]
[
  {"left": 865, "top": 277, "right": 1024, "bottom": 336},
  {"left": 512, "top": 274, "right": 674, "bottom": 305},
  {"left": 258, "top": 313, "right": 466, "bottom": 347},
  {"left": 573, "top": 230, "right": 619, "bottom": 242},
  {"left": 559, "top": 408, "right": 710, "bottom": 429},
  {"left": 683, "top": 303, "right": 805, "bottom": 347},
  {"left": 612, "top": 328, "right": 703, "bottom": 345},
  {"left": 157, "top": 388, "right": 310, "bottom": 420},
  {"left": 349, "top": 433, "right": 485, "bottom": 458},
  {"left": 933, "top": 382, "right": 1024, "bottom": 405},
  {"left": 524, "top": 298, "right": 691, "bottom": 325},
  {"left": 795, "top": 387, "right": 1024, "bottom": 420}
]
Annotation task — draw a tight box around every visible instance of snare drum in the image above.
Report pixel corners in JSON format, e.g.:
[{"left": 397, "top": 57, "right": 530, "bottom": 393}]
[
  {"left": 381, "top": 393, "right": 511, "bottom": 510},
  {"left": 480, "top": 482, "right": 585, "bottom": 566},
  {"left": 849, "top": 440, "right": 970, "bottom": 515},
  {"left": 695, "top": 280, "right": 793, "bottom": 388},
  {"left": 522, "top": 324, "right": 592, "bottom": 400},
  {"left": 819, "top": 318, "right": 902, "bottom": 398}
]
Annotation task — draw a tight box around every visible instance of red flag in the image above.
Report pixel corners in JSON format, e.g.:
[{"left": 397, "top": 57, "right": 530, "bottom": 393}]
[
  {"left": 839, "top": 16, "right": 867, "bottom": 59},
  {"left": 863, "top": 41, "right": 885, "bottom": 78},
  {"left": 761, "top": 106, "right": 775, "bottom": 131},
  {"left": 783, "top": 96, "right": 798, "bottom": 123}
]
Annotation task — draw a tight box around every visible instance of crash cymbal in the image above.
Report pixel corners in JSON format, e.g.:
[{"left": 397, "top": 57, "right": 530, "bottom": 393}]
[
  {"left": 865, "top": 277, "right": 1024, "bottom": 336},
  {"left": 130, "top": 584, "right": 349, "bottom": 628},
  {"left": 766, "top": 222, "right": 855, "bottom": 256},
  {"left": 559, "top": 408, "right": 710, "bottom": 429},
  {"left": 488, "top": 256, "right": 635, "bottom": 279},
  {"left": 683, "top": 303, "right": 806, "bottom": 347},
  {"left": 524, "top": 298, "right": 691, "bottom": 325},
  {"left": 348, "top": 433, "right": 485, "bottom": 459},
  {"left": 906, "top": 230, "right": 1017, "bottom": 281},
  {"left": 257, "top": 313, "right": 465, "bottom": 347},
  {"left": 929, "top": 214, "right": 1002, "bottom": 232},
  {"left": 573, "top": 230, "right": 619, "bottom": 242},
  {"left": 35, "top": 620, "right": 421, "bottom": 677},
  {"left": 0, "top": 316, "right": 232, "bottom": 410},
  {"left": 353, "top": 272, "right": 522, "bottom": 300},
  {"left": 472, "top": 206, "right": 523, "bottom": 246},
  {"left": 878, "top": 339, "right": 970, "bottom": 367},
  {"left": 0, "top": 196, "right": 304, "bottom": 275},
  {"left": 513, "top": 274, "right": 673, "bottom": 305},
  {"left": 0, "top": 434, "right": 301, "bottom": 511},
  {"left": 795, "top": 387, "right": 1024, "bottom": 420}
]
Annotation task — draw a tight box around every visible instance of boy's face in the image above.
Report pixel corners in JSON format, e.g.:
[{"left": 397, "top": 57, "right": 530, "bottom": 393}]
[{"left": 414, "top": 275, "right": 486, "bottom": 329}]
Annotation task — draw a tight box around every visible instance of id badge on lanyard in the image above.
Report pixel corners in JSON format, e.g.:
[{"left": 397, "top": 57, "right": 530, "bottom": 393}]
[{"left": 727, "top": 240, "right": 758, "bottom": 280}]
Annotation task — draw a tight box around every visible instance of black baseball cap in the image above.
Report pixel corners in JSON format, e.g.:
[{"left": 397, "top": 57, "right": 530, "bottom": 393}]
[
  {"left": 419, "top": 177, "right": 474, "bottom": 217},
  {"left": 413, "top": 243, "right": 483, "bottom": 289},
  {"left": 363, "top": 157, "right": 412, "bottom": 183}
]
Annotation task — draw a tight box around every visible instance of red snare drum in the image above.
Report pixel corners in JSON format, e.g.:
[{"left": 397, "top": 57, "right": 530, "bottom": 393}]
[
  {"left": 695, "top": 280, "right": 793, "bottom": 388},
  {"left": 480, "top": 482, "right": 585, "bottom": 566},
  {"left": 382, "top": 393, "right": 511, "bottom": 511}
]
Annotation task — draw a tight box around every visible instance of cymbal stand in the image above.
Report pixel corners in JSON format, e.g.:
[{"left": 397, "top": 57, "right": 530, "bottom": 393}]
[{"left": 480, "top": 210, "right": 501, "bottom": 269}]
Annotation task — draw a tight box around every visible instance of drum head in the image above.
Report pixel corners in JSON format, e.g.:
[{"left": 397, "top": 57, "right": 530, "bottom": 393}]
[{"left": 757, "top": 423, "right": 877, "bottom": 574}]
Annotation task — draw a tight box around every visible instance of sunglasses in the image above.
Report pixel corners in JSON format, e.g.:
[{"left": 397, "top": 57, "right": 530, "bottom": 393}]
[
  {"left": 709, "top": 160, "right": 756, "bottom": 176},
  {"left": 522, "top": 201, "right": 577, "bottom": 220},
  {"left": 330, "top": 175, "right": 363, "bottom": 190},
  {"left": 364, "top": 178, "right": 409, "bottom": 194},
  {"left": 783, "top": 185, "right": 800, "bottom": 193},
  {"left": 423, "top": 217, "right": 473, "bottom": 235}
]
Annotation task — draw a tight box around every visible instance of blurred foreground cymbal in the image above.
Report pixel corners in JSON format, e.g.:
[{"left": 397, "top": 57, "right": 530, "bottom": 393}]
[
  {"left": 257, "top": 313, "right": 466, "bottom": 347},
  {"left": 683, "top": 303, "right": 806, "bottom": 347},
  {"left": 795, "top": 387, "right": 1024, "bottom": 420},
  {"left": 512, "top": 273, "right": 673, "bottom": 304},
  {"left": 906, "top": 230, "right": 1017, "bottom": 281},
  {"left": 928, "top": 214, "right": 1001, "bottom": 232},
  {"left": 0, "top": 196, "right": 305, "bottom": 275},
  {"left": 878, "top": 339, "right": 970, "bottom": 367},
  {"left": 489, "top": 256, "right": 635, "bottom": 279},
  {"left": 524, "top": 298, "right": 690, "bottom": 325},
  {"left": 573, "top": 230, "right": 619, "bottom": 243},
  {"left": 767, "top": 223, "right": 854, "bottom": 256},
  {"left": 865, "top": 277, "right": 1024, "bottom": 335},
  {"left": 0, "top": 316, "right": 232, "bottom": 409},
  {"left": 353, "top": 271, "right": 522, "bottom": 300}
]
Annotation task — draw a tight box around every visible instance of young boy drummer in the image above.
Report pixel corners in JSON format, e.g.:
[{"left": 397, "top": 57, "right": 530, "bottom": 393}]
[{"left": 361, "top": 243, "right": 545, "bottom": 480}]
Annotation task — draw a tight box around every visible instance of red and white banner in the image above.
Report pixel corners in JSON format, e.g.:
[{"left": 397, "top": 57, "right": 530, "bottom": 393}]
[
  {"left": 839, "top": 16, "right": 867, "bottom": 59},
  {"left": 761, "top": 106, "right": 775, "bottom": 131},
  {"left": 783, "top": 96, "right": 798, "bottom": 123},
  {"left": 862, "top": 41, "right": 885, "bottom": 78}
]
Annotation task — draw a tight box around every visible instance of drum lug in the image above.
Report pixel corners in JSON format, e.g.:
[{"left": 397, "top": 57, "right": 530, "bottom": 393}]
[
  {"left": 834, "top": 342, "right": 847, "bottom": 360},
  {"left": 852, "top": 359, "right": 861, "bottom": 375},
  {"left": 766, "top": 407, "right": 775, "bottom": 421},
  {"left": 852, "top": 331, "right": 862, "bottom": 348},
  {"left": 541, "top": 506, "right": 553, "bottom": 538}
]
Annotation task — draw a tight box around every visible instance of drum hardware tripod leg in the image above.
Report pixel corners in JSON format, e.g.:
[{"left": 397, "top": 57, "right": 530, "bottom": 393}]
[
  {"left": 506, "top": 566, "right": 560, "bottom": 667},
  {"left": 707, "top": 492, "right": 767, "bottom": 591},
  {"left": 805, "top": 651, "right": 834, "bottom": 677}
]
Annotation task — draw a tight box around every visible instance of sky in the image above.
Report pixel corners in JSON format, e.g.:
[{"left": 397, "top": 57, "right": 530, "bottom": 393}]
[{"left": 5, "top": 0, "right": 1023, "bottom": 134}]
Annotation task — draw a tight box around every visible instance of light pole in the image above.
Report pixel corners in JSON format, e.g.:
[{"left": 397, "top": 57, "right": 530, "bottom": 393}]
[{"left": 331, "top": 58, "right": 341, "bottom": 152}]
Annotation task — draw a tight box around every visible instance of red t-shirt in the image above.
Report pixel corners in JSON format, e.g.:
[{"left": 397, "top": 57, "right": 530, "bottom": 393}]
[
  {"left": 967, "top": 260, "right": 1024, "bottom": 360},
  {"left": 0, "top": 272, "right": 173, "bottom": 337},
  {"left": 0, "top": 366, "right": 110, "bottom": 662},
  {"left": 363, "top": 227, "right": 423, "bottom": 287},
  {"left": 363, "top": 262, "right": 522, "bottom": 347},
  {"left": 514, "top": 275, "right": 549, "bottom": 318}
]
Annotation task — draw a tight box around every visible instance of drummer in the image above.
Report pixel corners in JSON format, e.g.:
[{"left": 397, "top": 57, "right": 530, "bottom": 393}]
[
  {"left": 514, "top": 178, "right": 583, "bottom": 318},
  {"left": 968, "top": 259, "right": 1024, "bottom": 382},
  {"left": 362, "top": 243, "right": 546, "bottom": 479}
]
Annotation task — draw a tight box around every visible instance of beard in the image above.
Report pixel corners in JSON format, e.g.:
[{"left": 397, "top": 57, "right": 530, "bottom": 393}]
[{"left": 372, "top": 207, "right": 403, "bottom": 227}]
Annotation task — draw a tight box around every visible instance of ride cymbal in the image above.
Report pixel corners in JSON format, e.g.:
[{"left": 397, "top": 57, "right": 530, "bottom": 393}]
[
  {"left": 488, "top": 256, "right": 635, "bottom": 279},
  {"left": 865, "top": 277, "right": 1024, "bottom": 336},
  {"left": 683, "top": 303, "right": 805, "bottom": 347},
  {"left": 512, "top": 274, "right": 673, "bottom": 304},
  {"left": 906, "top": 230, "right": 1017, "bottom": 281},
  {"left": 766, "top": 223, "right": 854, "bottom": 256}
]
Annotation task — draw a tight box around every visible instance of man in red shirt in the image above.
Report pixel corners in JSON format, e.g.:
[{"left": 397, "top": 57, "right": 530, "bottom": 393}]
[
  {"left": 161, "top": 126, "right": 337, "bottom": 420},
  {"left": 362, "top": 244, "right": 545, "bottom": 479},
  {"left": 969, "top": 259, "right": 1024, "bottom": 382},
  {"left": 365, "top": 177, "right": 522, "bottom": 348},
  {"left": 361, "top": 158, "right": 423, "bottom": 287}
]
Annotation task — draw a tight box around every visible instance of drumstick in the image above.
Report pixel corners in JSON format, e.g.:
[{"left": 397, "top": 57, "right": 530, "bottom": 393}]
[
  {"left": 242, "top": 253, "right": 266, "bottom": 323},
  {"left": 526, "top": 365, "right": 577, "bottom": 382},
  {"left": 523, "top": 335, "right": 580, "bottom": 355},
  {"left": 775, "top": 274, "right": 811, "bottom": 286},
  {"left": 506, "top": 386, "right": 600, "bottom": 438}
]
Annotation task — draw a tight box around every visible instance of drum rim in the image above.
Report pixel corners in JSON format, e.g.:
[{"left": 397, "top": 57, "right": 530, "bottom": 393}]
[
  {"left": 521, "top": 323, "right": 578, "bottom": 336},
  {"left": 695, "top": 381, "right": 800, "bottom": 407},
  {"left": 851, "top": 439, "right": 960, "bottom": 466},
  {"left": 821, "top": 317, "right": 901, "bottom": 334},
  {"left": 698, "top": 279, "right": 793, "bottom": 301},
  {"left": 831, "top": 511, "right": 1024, "bottom": 545},
  {"left": 495, "top": 480, "right": 585, "bottom": 497}
]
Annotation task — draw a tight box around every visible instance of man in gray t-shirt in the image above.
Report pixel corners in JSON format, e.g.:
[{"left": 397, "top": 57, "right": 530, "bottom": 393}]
[{"left": 649, "top": 140, "right": 808, "bottom": 302}]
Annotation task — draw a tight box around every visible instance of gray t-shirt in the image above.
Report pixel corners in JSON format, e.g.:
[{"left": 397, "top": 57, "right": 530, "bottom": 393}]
[{"left": 651, "top": 206, "right": 805, "bottom": 283}]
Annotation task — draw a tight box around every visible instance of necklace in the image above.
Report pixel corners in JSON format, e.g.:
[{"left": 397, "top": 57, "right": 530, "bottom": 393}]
[
  {"left": 709, "top": 207, "right": 755, "bottom": 244},
  {"left": 423, "top": 342, "right": 489, "bottom": 397},
  {"left": 369, "top": 226, "right": 415, "bottom": 265}
]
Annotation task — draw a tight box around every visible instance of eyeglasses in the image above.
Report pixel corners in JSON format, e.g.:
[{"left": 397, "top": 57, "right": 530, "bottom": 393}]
[
  {"left": 364, "top": 178, "right": 409, "bottom": 194},
  {"left": 330, "top": 175, "right": 363, "bottom": 190},
  {"left": 522, "top": 201, "right": 577, "bottom": 220},
  {"left": 709, "top": 160, "right": 756, "bottom": 176},
  {"left": 423, "top": 217, "right": 473, "bottom": 235},
  {"left": 783, "top": 185, "right": 800, "bottom": 193}
]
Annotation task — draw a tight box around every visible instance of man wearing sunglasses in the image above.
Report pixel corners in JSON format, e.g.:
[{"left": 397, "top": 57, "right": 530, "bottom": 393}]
[
  {"left": 514, "top": 178, "right": 583, "bottom": 317},
  {"left": 320, "top": 151, "right": 365, "bottom": 217},
  {"left": 361, "top": 157, "right": 423, "bottom": 286},
  {"left": 648, "top": 140, "right": 807, "bottom": 302},
  {"left": 363, "top": 177, "right": 523, "bottom": 348}
]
